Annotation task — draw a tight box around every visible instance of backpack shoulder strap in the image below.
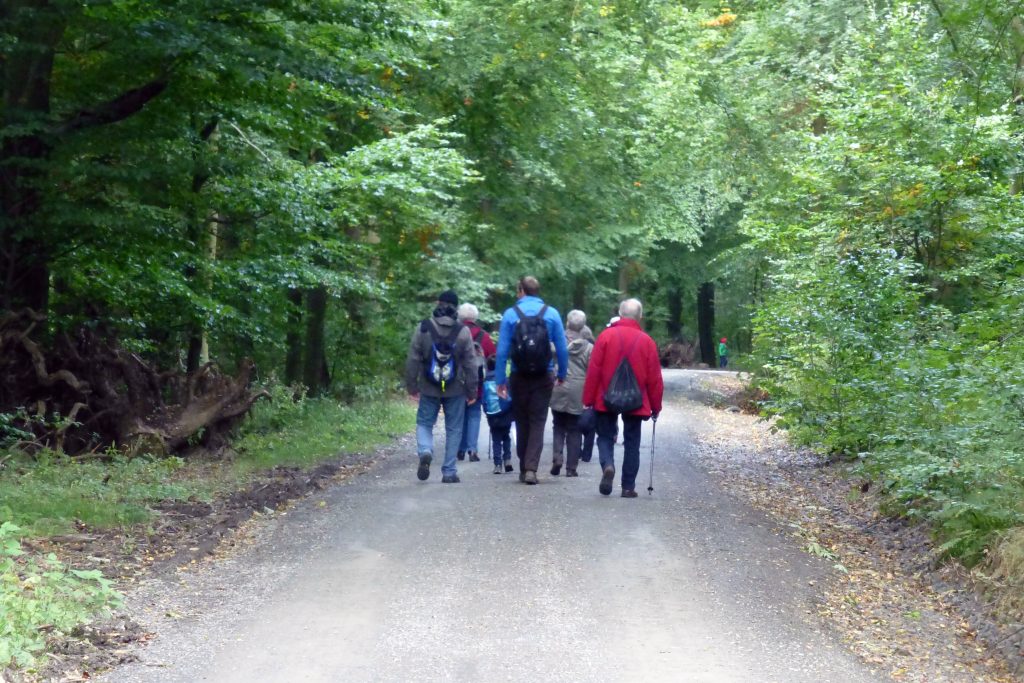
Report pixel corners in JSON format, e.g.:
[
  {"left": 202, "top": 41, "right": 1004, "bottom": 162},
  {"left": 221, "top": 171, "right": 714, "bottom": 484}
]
[
  {"left": 513, "top": 305, "right": 526, "bottom": 320},
  {"left": 537, "top": 304, "right": 548, "bottom": 320}
]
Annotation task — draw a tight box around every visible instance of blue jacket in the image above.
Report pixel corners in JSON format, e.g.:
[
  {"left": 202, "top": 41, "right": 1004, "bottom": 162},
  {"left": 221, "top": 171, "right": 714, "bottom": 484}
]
[{"left": 494, "top": 296, "right": 569, "bottom": 385}]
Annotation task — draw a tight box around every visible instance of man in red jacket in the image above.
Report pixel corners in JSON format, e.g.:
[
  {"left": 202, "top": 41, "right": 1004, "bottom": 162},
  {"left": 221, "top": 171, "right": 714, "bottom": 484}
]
[{"left": 582, "top": 298, "right": 664, "bottom": 497}]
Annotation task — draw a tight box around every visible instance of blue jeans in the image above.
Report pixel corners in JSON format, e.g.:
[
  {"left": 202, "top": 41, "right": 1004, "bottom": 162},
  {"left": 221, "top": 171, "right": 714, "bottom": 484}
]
[
  {"left": 416, "top": 394, "right": 466, "bottom": 477},
  {"left": 459, "top": 399, "right": 482, "bottom": 453},
  {"left": 596, "top": 412, "right": 643, "bottom": 491},
  {"left": 719, "top": 355, "right": 728, "bottom": 368}
]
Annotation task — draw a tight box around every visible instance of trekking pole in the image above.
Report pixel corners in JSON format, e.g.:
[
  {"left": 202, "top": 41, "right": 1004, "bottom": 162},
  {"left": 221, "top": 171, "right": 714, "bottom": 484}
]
[{"left": 648, "top": 416, "right": 657, "bottom": 495}]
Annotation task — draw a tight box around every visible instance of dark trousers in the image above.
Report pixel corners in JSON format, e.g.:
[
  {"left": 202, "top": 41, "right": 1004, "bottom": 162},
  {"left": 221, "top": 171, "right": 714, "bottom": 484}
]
[
  {"left": 487, "top": 412, "right": 513, "bottom": 465},
  {"left": 581, "top": 424, "right": 595, "bottom": 462},
  {"left": 551, "top": 410, "right": 582, "bottom": 470},
  {"left": 510, "top": 372, "right": 554, "bottom": 473},
  {"left": 596, "top": 411, "right": 643, "bottom": 491}
]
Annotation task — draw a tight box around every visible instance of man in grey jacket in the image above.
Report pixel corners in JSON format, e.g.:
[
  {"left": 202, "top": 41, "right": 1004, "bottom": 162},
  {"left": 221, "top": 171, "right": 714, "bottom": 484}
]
[{"left": 405, "top": 290, "right": 479, "bottom": 483}]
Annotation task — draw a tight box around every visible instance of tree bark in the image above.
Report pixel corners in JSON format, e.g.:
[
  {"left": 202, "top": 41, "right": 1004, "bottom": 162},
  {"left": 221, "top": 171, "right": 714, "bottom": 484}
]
[
  {"left": 666, "top": 286, "right": 683, "bottom": 339},
  {"left": 572, "top": 277, "right": 586, "bottom": 311},
  {"left": 0, "top": 1, "right": 64, "bottom": 315},
  {"left": 302, "top": 287, "right": 330, "bottom": 394},
  {"left": 697, "top": 282, "right": 716, "bottom": 366},
  {"left": 284, "top": 288, "right": 304, "bottom": 385}
]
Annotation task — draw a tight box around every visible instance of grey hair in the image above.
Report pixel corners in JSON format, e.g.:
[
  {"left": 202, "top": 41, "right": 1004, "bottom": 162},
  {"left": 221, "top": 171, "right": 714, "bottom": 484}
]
[
  {"left": 566, "top": 309, "right": 587, "bottom": 332},
  {"left": 618, "top": 298, "right": 643, "bottom": 320},
  {"left": 457, "top": 303, "right": 479, "bottom": 323}
]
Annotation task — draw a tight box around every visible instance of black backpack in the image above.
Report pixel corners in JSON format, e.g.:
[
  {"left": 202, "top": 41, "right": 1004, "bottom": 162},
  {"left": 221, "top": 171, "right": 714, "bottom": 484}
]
[
  {"left": 510, "top": 304, "right": 551, "bottom": 376},
  {"left": 603, "top": 334, "right": 644, "bottom": 413},
  {"left": 421, "top": 319, "right": 460, "bottom": 391}
]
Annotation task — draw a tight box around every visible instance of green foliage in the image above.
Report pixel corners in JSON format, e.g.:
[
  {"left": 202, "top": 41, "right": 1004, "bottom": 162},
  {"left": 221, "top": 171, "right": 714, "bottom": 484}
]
[
  {"left": 726, "top": 0, "right": 1024, "bottom": 564},
  {"left": 0, "top": 522, "right": 122, "bottom": 669}
]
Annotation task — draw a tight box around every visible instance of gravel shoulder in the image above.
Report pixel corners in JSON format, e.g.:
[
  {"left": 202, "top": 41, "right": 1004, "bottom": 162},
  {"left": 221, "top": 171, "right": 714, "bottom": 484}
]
[{"left": 89, "top": 369, "right": 1013, "bottom": 682}]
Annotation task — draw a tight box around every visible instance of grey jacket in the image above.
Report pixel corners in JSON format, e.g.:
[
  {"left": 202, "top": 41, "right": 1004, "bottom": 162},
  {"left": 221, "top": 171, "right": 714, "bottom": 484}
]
[
  {"left": 405, "top": 313, "right": 478, "bottom": 399},
  {"left": 550, "top": 331, "right": 592, "bottom": 414}
]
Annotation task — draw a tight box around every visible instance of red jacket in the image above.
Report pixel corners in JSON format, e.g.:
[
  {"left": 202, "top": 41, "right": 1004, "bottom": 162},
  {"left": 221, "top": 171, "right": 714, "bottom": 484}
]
[
  {"left": 464, "top": 321, "right": 496, "bottom": 358},
  {"left": 582, "top": 318, "right": 663, "bottom": 417}
]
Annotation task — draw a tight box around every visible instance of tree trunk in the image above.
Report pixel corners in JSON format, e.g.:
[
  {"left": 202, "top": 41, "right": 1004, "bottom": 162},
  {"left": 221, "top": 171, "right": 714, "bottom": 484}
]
[
  {"left": 572, "top": 277, "right": 586, "bottom": 311},
  {"left": 303, "top": 286, "right": 330, "bottom": 394},
  {"left": 284, "top": 288, "right": 303, "bottom": 385},
  {"left": 697, "top": 282, "right": 715, "bottom": 366},
  {"left": 1, "top": 1, "right": 63, "bottom": 315},
  {"left": 666, "top": 286, "right": 683, "bottom": 339}
]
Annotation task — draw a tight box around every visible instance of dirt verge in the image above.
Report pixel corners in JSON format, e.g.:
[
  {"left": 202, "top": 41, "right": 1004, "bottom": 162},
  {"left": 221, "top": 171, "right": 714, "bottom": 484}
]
[{"left": 681, "top": 370, "right": 1022, "bottom": 682}]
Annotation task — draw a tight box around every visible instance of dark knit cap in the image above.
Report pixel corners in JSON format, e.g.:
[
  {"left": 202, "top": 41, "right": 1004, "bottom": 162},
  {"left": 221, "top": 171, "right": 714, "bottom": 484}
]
[{"left": 437, "top": 289, "right": 458, "bottom": 307}]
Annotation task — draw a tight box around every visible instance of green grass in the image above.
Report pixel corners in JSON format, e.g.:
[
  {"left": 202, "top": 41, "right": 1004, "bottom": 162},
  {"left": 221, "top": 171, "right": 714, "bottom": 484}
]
[
  {"left": 0, "top": 394, "right": 414, "bottom": 539},
  {"left": 232, "top": 395, "right": 413, "bottom": 473}
]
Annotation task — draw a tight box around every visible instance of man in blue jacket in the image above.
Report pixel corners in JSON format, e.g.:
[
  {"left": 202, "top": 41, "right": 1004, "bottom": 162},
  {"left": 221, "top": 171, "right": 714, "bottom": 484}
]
[{"left": 495, "top": 276, "right": 569, "bottom": 484}]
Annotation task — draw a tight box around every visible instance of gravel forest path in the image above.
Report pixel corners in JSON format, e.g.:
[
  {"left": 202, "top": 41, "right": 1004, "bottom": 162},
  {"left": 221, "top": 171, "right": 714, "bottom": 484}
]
[{"left": 102, "top": 370, "right": 890, "bottom": 683}]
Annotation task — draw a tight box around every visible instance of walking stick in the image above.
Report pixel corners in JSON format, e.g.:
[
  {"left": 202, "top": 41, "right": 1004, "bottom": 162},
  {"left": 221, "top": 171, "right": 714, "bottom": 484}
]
[{"left": 648, "top": 415, "right": 657, "bottom": 495}]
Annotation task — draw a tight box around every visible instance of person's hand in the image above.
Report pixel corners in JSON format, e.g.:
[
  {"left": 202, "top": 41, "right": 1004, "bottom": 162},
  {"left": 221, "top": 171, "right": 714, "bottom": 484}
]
[
  {"left": 467, "top": 396, "right": 477, "bottom": 406},
  {"left": 497, "top": 384, "right": 508, "bottom": 399},
  {"left": 407, "top": 391, "right": 419, "bottom": 402},
  {"left": 652, "top": 410, "right": 660, "bottom": 421},
  {"left": 555, "top": 377, "right": 566, "bottom": 386}
]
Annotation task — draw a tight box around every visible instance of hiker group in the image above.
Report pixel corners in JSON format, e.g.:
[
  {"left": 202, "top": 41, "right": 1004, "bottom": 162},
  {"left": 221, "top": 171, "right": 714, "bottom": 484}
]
[{"left": 404, "top": 277, "right": 664, "bottom": 497}]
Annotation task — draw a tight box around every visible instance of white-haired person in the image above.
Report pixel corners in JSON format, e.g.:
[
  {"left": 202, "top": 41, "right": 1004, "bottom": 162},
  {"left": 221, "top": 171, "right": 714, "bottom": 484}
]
[
  {"left": 581, "top": 298, "right": 664, "bottom": 497},
  {"left": 456, "top": 302, "right": 495, "bottom": 462},
  {"left": 549, "top": 309, "right": 593, "bottom": 476}
]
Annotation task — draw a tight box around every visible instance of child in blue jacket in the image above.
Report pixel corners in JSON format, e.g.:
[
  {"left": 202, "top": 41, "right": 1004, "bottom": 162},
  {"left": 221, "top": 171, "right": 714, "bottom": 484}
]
[{"left": 483, "top": 357, "right": 514, "bottom": 473}]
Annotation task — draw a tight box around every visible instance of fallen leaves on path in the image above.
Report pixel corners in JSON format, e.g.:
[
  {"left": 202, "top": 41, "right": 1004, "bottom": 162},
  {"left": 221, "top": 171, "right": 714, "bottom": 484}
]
[{"left": 687, "top": 400, "right": 1019, "bottom": 683}]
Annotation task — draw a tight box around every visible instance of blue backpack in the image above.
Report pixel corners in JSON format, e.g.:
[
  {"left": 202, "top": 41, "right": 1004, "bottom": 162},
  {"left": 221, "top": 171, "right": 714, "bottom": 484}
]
[{"left": 483, "top": 379, "right": 512, "bottom": 415}]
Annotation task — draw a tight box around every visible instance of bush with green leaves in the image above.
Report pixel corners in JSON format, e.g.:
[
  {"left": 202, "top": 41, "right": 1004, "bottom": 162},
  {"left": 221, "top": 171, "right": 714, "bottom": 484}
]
[{"left": 0, "top": 522, "right": 122, "bottom": 669}]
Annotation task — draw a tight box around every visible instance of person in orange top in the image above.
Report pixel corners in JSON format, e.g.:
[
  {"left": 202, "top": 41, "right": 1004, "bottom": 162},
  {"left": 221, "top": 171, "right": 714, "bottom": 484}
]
[{"left": 581, "top": 298, "right": 664, "bottom": 497}]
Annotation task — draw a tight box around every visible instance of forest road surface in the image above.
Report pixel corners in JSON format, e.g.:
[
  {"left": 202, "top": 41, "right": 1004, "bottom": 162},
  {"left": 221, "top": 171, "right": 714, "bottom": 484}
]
[{"left": 102, "top": 369, "right": 886, "bottom": 683}]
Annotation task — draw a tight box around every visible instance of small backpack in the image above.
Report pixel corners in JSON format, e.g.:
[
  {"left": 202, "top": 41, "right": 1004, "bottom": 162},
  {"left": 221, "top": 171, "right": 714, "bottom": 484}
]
[
  {"left": 603, "top": 334, "right": 644, "bottom": 413},
  {"left": 483, "top": 379, "right": 511, "bottom": 415},
  {"left": 421, "top": 319, "right": 460, "bottom": 391},
  {"left": 510, "top": 304, "right": 551, "bottom": 376},
  {"left": 470, "top": 327, "right": 487, "bottom": 384}
]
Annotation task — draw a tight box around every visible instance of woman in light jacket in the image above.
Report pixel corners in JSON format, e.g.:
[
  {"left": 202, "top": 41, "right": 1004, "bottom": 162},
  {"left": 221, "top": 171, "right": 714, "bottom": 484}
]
[{"left": 549, "top": 310, "right": 593, "bottom": 477}]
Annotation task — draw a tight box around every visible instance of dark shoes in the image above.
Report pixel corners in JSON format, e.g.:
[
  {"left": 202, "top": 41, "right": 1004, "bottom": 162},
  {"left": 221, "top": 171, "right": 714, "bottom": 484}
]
[
  {"left": 621, "top": 489, "right": 638, "bottom": 498},
  {"left": 566, "top": 469, "right": 578, "bottom": 477},
  {"left": 504, "top": 460, "right": 514, "bottom": 473},
  {"left": 456, "top": 451, "right": 465, "bottom": 461},
  {"left": 468, "top": 451, "right": 480, "bottom": 462},
  {"left": 550, "top": 462, "right": 562, "bottom": 476},
  {"left": 442, "top": 474, "right": 461, "bottom": 483},
  {"left": 524, "top": 470, "right": 538, "bottom": 485},
  {"left": 599, "top": 465, "right": 615, "bottom": 496},
  {"left": 417, "top": 453, "right": 432, "bottom": 481}
]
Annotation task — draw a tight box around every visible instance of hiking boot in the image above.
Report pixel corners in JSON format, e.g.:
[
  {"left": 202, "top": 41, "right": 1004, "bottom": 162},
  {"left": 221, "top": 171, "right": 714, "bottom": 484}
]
[
  {"left": 550, "top": 461, "right": 562, "bottom": 476},
  {"left": 621, "top": 489, "right": 638, "bottom": 498},
  {"left": 468, "top": 451, "right": 480, "bottom": 462},
  {"left": 504, "top": 460, "right": 514, "bottom": 473},
  {"left": 524, "top": 470, "right": 538, "bottom": 485},
  {"left": 493, "top": 464, "right": 503, "bottom": 474},
  {"left": 456, "top": 451, "right": 466, "bottom": 461},
  {"left": 417, "top": 453, "right": 432, "bottom": 481},
  {"left": 441, "top": 474, "right": 461, "bottom": 483},
  {"left": 566, "top": 469, "right": 578, "bottom": 477},
  {"left": 599, "top": 465, "right": 615, "bottom": 496}
]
